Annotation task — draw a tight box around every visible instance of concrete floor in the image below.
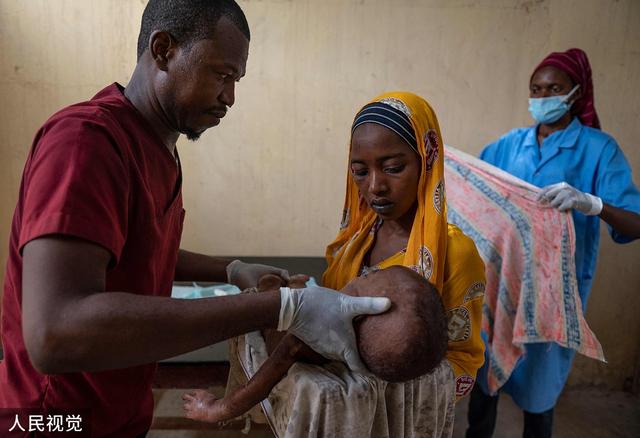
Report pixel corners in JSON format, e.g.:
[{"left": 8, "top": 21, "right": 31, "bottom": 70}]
[
  {"left": 452, "top": 387, "right": 640, "bottom": 438},
  {"left": 149, "top": 387, "right": 640, "bottom": 437}
]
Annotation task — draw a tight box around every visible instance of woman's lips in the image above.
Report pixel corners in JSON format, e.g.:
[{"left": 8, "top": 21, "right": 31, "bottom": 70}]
[{"left": 370, "top": 200, "right": 394, "bottom": 214}]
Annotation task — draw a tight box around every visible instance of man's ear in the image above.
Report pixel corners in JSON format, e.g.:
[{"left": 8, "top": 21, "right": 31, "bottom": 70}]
[{"left": 148, "top": 30, "right": 175, "bottom": 71}]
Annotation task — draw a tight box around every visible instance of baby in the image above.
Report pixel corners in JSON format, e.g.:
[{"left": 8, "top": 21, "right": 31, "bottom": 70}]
[{"left": 182, "top": 265, "right": 448, "bottom": 423}]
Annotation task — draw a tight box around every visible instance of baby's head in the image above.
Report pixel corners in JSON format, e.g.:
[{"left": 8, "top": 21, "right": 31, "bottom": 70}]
[
  {"left": 257, "top": 267, "right": 447, "bottom": 382},
  {"left": 342, "top": 265, "right": 448, "bottom": 382}
]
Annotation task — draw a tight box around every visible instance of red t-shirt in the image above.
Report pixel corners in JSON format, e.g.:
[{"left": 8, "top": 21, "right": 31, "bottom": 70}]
[{"left": 0, "top": 84, "right": 185, "bottom": 437}]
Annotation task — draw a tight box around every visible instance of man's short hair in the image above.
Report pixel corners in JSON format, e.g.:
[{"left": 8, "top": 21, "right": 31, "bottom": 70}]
[{"left": 137, "top": 0, "right": 250, "bottom": 60}]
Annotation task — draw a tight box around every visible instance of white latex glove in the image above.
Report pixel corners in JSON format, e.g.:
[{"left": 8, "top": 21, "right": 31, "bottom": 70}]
[
  {"left": 278, "top": 286, "right": 391, "bottom": 373},
  {"left": 226, "top": 260, "right": 289, "bottom": 290},
  {"left": 537, "top": 182, "right": 603, "bottom": 215}
]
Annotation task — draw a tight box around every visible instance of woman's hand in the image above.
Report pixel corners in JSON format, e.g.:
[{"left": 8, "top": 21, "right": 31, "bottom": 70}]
[{"left": 538, "top": 182, "right": 602, "bottom": 215}]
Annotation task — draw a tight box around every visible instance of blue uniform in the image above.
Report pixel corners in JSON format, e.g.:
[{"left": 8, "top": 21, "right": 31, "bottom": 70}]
[{"left": 477, "top": 117, "right": 640, "bottom": 412}]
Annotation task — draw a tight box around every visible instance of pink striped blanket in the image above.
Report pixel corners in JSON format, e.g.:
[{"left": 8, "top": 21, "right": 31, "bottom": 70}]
[{"left": 444, "top": 146, "right": 605, "bottom": 394}]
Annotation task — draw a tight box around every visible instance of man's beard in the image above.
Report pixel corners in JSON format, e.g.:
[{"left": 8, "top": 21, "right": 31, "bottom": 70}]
[{"left": 184, "top": 128, "right": 202, "bottom": 141}]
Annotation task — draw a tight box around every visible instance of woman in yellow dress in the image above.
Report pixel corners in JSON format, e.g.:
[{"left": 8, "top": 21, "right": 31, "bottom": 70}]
[
  {"left": 217, "top": 92, "right": 487, "bottom": 438},
  {"left": 324, "top": 91, "right": 486, "bottom": 400}
]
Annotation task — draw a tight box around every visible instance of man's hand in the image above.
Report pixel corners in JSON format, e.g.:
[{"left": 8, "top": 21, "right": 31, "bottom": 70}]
[
  {"left": 226, "top": 260, "right": 289, "bottom": 290},
  {"left": 538, "top": 182, "right": 603, "bottom": 215},
  {"left": 278, "top": 286, "right": 391, "bottom": 373}
]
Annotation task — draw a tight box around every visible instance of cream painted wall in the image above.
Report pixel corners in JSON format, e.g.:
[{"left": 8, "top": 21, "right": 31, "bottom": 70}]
[{"left": 0, "top": 0, "right": 638, "bottom": 389}]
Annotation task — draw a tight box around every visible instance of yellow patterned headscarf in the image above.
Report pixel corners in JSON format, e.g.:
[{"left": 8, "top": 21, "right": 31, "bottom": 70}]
[{"left": 323, "top": 92, "right": 447, "bottom": 293}]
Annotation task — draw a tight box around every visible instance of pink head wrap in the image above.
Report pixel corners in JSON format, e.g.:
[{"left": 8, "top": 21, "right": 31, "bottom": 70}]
[{"left": 532, "top": 48, "right": 600, "bottom": 129}]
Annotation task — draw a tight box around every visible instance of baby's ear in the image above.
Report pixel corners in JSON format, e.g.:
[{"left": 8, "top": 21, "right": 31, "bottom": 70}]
[
  {"left": 257, "top": 274, "right": 287, "bottom": 292},
  {"left": 287, "top": 274, "right": 310, "bottom": 289}
]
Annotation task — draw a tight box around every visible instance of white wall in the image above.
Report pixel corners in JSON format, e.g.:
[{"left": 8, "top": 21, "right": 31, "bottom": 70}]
[{"left": 1, "top": 0, "right": 638, "bottom": 389}]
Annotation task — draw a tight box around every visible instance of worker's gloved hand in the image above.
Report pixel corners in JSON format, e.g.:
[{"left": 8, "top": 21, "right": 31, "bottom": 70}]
[
  {"left": 278, "top": 286, "right": 391, "bottom": 373},
  {"left": 226, "top": 260, "right": 289, "bottom": 290},
  {"left": 537, "top": 182, "right": 603, "bottom": 216}
]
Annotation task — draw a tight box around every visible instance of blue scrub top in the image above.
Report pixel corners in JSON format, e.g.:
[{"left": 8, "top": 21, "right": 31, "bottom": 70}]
[{"left": 477, "top": 117, "right": 640, "bottom": 412}]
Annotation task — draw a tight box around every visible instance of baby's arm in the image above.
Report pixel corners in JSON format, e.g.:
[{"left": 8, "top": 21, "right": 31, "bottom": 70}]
[
  {"left": 183, "top": 274, "right": 322, "bottom": 423},
  {"left": 183, "top": 334, "right": 302, "bottom": 423}
]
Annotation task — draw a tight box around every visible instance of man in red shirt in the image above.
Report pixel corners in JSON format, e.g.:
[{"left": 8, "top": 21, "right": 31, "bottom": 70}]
[{"left": 0, "top": 1, "right": 390, "bottom": 436}]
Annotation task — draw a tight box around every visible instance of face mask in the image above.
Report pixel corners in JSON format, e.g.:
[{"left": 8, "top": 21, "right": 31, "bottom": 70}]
[{"left": 528, "top": 84, "right": 580, "bottom": 124}]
